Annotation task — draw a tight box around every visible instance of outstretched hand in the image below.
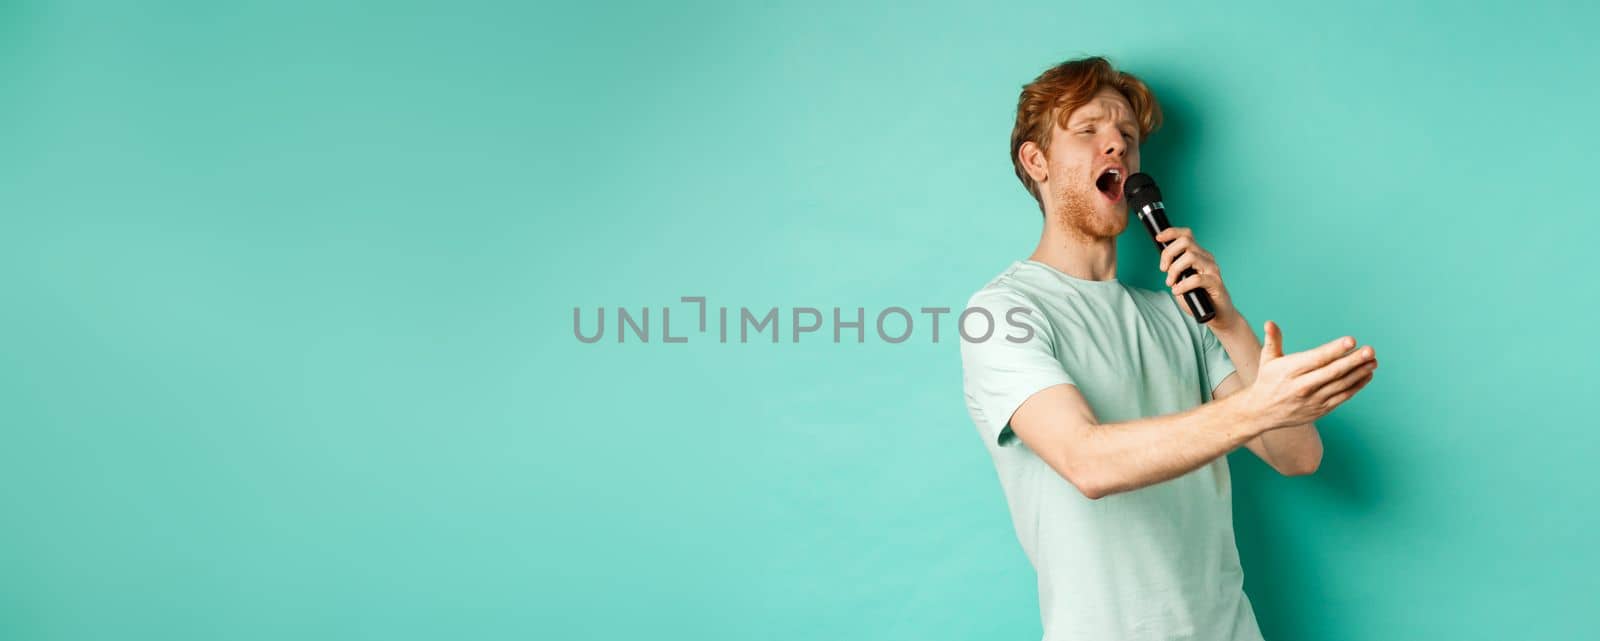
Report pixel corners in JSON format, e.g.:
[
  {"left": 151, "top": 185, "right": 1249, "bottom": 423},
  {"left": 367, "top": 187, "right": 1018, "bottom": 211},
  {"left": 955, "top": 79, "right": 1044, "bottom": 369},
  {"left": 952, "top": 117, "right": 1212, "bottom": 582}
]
[{"left": 1236, "top": 320, "right": 1378, "bottom": 431}]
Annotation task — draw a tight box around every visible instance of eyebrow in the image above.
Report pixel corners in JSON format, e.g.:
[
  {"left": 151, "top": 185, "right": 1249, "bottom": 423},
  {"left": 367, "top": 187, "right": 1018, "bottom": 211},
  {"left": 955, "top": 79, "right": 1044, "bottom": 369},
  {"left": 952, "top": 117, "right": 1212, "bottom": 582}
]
[{"left": 1070, "top": 112, "right": 1139, "bottom": 134}]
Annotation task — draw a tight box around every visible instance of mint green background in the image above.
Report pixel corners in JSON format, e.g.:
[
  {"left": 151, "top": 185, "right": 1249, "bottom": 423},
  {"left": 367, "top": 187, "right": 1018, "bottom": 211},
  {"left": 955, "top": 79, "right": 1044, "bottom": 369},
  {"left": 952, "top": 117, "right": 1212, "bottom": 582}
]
[{"left": 3, "top": 1, "right": 1594, "bottom": 639}]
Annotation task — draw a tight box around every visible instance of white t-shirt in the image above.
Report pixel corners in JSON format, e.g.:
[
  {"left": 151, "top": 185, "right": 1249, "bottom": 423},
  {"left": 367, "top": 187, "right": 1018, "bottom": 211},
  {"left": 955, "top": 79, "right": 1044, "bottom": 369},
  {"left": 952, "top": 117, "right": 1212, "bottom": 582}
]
[{"left": 959, "top": 260, "right": 1263, "bottom": 641}]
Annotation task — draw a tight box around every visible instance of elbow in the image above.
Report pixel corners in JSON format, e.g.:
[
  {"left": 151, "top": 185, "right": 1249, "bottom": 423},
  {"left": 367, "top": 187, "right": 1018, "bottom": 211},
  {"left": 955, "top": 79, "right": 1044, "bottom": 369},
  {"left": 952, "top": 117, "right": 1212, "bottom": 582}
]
[
  {"left": 1076, "top": 481, "right": 1111, "bottom": 500},
  {"left": 1276, "top": 451, "right": 1323, "bottom": 477},
  {"left": 1057, "top": 459, "right": 1113, "bottom": 500}
]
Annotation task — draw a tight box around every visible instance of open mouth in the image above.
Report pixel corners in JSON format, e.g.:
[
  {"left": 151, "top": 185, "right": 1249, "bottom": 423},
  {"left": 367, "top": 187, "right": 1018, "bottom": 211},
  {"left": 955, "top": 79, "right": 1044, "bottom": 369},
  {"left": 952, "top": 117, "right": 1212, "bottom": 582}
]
[{"left": 1095, "top": 167, "right": 1124, "bottom": 202}]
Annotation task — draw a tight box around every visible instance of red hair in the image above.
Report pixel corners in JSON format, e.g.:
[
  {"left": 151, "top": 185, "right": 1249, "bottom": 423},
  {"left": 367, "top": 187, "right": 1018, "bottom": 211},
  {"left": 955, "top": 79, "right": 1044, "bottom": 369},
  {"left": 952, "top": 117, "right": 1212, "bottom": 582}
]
[{"left": 1010, "top": 57, "right": 1163, "bottom": 210}]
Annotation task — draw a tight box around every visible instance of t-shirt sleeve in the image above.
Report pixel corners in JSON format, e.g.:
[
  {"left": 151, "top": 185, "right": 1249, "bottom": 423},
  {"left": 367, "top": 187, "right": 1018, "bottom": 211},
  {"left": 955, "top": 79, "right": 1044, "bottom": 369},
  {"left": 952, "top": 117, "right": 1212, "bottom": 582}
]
[
  {"left": 959, "top": 288, "right": 1074, "bottom": 448},
  {"left": 1200, "top": 322, "right": 1237, "bottom": 401}
]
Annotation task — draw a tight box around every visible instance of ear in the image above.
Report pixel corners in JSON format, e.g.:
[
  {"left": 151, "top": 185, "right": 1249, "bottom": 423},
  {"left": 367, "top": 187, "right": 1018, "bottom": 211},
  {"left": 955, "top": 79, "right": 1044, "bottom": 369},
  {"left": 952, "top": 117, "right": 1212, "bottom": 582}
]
[{"left": 1018, "top": 140, "right": 1049, "bottom": 184}]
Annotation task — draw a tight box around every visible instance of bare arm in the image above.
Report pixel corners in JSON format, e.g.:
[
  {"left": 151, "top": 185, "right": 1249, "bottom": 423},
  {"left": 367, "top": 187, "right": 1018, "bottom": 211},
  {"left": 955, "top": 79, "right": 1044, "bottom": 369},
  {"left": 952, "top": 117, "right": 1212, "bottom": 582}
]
[
  {"left": 1008, "top": 321, "right": 1378, "bottom": 499},
  {"left": 1009, "top": 383, "right": 1261, "bottom": 499}
]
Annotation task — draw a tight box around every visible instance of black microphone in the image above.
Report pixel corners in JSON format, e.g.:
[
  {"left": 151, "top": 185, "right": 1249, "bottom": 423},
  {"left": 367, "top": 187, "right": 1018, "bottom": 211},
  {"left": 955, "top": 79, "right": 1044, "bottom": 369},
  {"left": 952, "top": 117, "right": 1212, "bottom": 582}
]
[{"left": 1122, "top": 173, "right": 1216, "bottom": 323}]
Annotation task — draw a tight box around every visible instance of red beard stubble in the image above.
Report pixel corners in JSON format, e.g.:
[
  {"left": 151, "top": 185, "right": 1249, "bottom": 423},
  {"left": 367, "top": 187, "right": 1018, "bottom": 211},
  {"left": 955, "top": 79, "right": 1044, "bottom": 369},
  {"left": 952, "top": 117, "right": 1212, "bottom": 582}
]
[{"left": 1051, "top": 176, "right": 1127, "bottom": 241}]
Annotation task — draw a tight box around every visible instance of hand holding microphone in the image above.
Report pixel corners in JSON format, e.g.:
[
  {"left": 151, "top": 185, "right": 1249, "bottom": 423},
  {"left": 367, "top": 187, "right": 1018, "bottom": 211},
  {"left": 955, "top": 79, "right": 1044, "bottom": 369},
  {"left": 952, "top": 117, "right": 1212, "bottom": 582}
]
[{"left": 1123, "top": 173, "right": 1234, "bottom": 325}]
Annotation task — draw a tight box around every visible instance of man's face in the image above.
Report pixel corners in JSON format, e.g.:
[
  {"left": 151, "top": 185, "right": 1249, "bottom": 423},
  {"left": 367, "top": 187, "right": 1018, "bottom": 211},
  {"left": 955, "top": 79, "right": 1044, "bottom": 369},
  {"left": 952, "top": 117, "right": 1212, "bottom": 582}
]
[{"left": 1037, "top": 87, "right": 1142, "bottom": 239}]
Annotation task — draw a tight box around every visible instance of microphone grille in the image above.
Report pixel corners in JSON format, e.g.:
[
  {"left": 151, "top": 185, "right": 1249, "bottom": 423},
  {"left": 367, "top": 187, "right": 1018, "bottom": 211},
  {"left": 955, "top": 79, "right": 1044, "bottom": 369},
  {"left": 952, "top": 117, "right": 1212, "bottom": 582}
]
[{"left": 1122, "top": 172, "right": 1162, "bottom": 208}]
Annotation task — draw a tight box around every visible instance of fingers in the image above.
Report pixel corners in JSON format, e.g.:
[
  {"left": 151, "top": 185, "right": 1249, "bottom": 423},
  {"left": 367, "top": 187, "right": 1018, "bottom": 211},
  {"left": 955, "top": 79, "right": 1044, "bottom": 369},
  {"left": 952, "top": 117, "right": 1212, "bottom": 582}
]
[
  {"left": 1312, "top": 357, "right": 1377, "bottom": 403},
  {"left": 1164, "top": 252, "right": 1219, "bottom": 288},
  {"left": 1280, "top": 335, "right": 1359, "bottom": 374},
  {"left": 1171, "top": 270, "right": 1217, "bottom": 296},
  {"left": 1260, "top": 320, "right": 1283, "bottom": 361},
  {"left": 1153, "top": 226, "right": 1193, "bottom": 247},
  {"left": 1156, "top": 228, "right": 1210, "bottom": 264},
  {"left": 1158, "top": 239, "right": 1215, "bottom": 275},
  {"left": 1299, "top": 344, "right": 1377, "bottom": 389},
  {"left": 1318, "top": 363, "right": 1376, "bottom": 410},
  {"left": 1165, "top": 251, "right": 1196, "bottom": 286},
  {"left": 1158, "top": 235, "right": 1193, "bottom": 272}
]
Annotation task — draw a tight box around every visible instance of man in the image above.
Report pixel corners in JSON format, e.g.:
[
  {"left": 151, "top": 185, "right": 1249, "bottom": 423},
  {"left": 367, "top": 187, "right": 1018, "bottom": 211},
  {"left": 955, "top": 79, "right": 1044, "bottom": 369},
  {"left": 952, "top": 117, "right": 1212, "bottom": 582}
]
[{"left": 959, "top": 56, "right": 1379, "bottom": 640}]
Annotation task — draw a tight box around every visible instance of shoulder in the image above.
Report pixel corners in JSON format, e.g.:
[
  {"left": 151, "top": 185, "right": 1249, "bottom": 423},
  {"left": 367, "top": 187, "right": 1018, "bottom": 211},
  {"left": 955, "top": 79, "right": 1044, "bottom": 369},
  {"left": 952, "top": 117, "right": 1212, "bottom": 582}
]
[
  {"left": 965, "top": 263, "right": 1044, "bottom": 312},
  {"left": 961, "top": 265, "right": 1062, "bottom": 349}
]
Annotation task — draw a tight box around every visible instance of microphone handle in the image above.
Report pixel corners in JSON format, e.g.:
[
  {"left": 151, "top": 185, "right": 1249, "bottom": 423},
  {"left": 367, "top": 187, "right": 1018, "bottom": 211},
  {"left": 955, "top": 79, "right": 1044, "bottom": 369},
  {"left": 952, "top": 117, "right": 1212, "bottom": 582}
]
[{"left": 1137, "top": 203, "right": 1217, "bottom": 324}]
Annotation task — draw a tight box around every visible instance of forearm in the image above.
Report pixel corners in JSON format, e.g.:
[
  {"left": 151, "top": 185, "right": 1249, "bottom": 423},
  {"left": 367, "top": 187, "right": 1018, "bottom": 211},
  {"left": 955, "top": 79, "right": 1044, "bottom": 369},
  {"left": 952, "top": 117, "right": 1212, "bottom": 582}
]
[
  {"left": 1069, "top": 394, "right": 1265, "bottom": 498},
  {"left": 1211, "top": 313, "right": 1263, "bottom": 386}
]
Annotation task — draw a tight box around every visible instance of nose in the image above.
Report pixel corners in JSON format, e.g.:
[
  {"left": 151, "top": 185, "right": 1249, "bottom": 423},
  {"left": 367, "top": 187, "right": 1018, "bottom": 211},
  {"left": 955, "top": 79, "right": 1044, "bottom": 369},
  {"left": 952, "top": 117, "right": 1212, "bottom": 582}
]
[{"left": 1102, "top": 133, "right": 1125, "bottom": 158}]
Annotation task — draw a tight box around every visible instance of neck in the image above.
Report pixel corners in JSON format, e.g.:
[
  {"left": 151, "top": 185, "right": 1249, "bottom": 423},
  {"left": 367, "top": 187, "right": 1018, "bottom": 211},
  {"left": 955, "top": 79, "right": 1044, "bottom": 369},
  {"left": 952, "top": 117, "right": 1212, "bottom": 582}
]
[{"left": 1027, "top": 217, "right": 1118, "bottom": 281}]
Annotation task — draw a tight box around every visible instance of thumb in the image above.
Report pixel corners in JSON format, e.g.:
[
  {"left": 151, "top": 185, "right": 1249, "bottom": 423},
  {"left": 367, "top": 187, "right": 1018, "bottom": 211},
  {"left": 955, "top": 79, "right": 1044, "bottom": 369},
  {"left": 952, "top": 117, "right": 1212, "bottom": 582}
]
[{"left": 1260, "top": 320, "right": 1284, "bottom": 362}]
